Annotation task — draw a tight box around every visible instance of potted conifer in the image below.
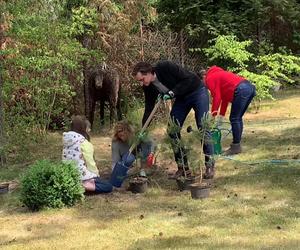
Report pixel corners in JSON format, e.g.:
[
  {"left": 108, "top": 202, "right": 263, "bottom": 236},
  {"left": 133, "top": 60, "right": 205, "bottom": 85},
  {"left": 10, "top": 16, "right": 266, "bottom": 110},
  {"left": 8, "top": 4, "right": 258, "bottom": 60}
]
[
  {"left": 165, "top": 118, "right": 196, "bottom": 191},
  {"left": 187, "top": 112, "right": 215, "bottom": 199}
]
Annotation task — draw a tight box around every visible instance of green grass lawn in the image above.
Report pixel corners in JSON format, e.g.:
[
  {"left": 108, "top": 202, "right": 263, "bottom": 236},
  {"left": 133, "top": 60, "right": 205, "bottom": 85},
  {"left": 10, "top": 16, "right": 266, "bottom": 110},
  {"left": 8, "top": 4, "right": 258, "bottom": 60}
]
[{"left": 0, "top": 90, "right": 300, "bottom": 249}]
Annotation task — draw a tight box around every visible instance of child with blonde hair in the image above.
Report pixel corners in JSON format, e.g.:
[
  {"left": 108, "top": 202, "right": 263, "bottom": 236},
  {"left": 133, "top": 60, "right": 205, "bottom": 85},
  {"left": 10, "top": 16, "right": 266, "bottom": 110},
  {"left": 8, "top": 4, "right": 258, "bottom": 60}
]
[{"left": 111, "top": 120, "right": 155, "bottom": 170}]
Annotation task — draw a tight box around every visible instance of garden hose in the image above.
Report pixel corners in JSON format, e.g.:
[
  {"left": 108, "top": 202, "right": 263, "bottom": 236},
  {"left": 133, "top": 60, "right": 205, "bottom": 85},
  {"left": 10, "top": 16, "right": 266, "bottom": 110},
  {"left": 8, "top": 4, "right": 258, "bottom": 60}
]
[{"left": 218, "top": 155, "right": 300, "bottom": 166}]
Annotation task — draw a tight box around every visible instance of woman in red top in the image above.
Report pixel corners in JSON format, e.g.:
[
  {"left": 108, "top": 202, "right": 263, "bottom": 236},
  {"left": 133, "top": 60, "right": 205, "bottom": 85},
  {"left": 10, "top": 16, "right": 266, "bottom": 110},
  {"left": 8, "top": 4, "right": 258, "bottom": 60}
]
[{"left": 204, "top": 66, "right": 256, "bottom": 155}]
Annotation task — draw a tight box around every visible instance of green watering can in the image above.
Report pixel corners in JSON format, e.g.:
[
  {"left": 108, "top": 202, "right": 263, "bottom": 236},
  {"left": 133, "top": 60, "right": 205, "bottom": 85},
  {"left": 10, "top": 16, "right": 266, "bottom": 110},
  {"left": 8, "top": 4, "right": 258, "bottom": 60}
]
[
  {"left": 211, "top": 128, "right": 222, "bottom": 155},
  {"left": 186, "top": 125, "right": 227, "bottom": 155}
]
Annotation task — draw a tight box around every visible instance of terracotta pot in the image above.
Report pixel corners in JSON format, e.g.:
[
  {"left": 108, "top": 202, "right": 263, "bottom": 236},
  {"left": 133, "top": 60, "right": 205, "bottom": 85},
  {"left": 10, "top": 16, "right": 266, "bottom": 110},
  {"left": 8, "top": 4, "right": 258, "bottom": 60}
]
[
  {"left": 189, "top": 182, "right": 210, "bottom": 199},
  {"left": 129, "top": 177, "right": 148, "bottom": 193}
]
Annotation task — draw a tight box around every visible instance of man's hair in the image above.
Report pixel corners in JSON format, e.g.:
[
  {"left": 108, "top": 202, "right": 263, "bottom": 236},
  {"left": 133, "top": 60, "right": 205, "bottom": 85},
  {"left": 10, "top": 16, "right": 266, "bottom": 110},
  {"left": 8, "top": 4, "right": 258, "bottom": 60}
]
[{"left": 132, "top": 62, "right": 154, "bottom": 76}]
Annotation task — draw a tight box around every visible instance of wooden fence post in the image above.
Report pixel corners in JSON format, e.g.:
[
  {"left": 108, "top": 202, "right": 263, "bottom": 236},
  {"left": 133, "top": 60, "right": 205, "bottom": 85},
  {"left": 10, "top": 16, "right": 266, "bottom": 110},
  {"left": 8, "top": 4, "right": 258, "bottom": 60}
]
[
  {"left": 180, "top": 29, "right": 185, "bottom": 67},
  {"left": 140, "top": 19, "right": 144, "bottom": 61}
]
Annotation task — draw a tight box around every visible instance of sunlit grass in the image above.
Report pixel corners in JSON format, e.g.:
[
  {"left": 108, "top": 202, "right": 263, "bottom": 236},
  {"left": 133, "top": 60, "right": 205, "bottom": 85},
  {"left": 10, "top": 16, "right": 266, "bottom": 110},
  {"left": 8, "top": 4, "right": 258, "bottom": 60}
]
[{"left": 1, "top": 90, "right": 300, "bottom": 249}]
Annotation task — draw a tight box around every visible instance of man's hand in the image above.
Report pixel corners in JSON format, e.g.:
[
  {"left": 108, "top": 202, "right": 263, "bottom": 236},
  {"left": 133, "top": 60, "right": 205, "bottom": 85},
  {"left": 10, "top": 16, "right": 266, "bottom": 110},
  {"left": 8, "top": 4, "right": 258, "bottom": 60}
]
[
  {"left": 138, "top": 131, "right": 146, "bottom": 141},
  {"left": 163, "top": 91, "right": 175, "bottom": 101},
  {"left": 156, "top": 94, "right": 162, "bottom": 102},
  {"left": 139, "top": 169, "right": 147, "bottom": 177},
  {"left": 146, "top": 152, "right": 155, "bottom": 167}
]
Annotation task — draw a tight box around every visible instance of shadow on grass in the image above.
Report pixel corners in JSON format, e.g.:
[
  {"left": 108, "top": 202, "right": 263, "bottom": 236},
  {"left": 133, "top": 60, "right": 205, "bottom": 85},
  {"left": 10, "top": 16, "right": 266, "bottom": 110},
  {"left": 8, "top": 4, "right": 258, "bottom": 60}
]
[
  {"left": 250, "top": 123, "right": 300, "bottom": 139},
  {"left": 242, "top": 125, "right": 300, "bottom": 159},
  {"left": 128, "top": 235, "right": 300, "bottom": 250},
  {"left": 0, "top": 220, "right": 66, "bottom": 247},
  {"left": 216, "top": 161, "right": 300, "bottom": 199}
]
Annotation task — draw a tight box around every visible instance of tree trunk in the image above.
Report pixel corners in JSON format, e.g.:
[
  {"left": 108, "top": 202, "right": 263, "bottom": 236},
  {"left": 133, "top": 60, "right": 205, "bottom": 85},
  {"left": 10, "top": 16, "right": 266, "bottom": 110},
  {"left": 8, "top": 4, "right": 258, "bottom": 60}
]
[
  {"left": 0, "top": 70, "right": 6, "bottom": 166},
  {"left": 0, "top": 12, "right": 6, "bottom": 166},
  {"left": 81, "top": 36, "right": 92, "bottom": 120}
]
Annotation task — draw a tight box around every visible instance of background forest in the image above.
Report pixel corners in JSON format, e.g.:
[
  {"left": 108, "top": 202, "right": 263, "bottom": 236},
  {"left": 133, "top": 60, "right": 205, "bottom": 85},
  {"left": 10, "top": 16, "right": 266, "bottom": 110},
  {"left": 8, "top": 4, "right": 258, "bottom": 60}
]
[{"left": 1, "top": 0, "right": 300, "bottom": 164}]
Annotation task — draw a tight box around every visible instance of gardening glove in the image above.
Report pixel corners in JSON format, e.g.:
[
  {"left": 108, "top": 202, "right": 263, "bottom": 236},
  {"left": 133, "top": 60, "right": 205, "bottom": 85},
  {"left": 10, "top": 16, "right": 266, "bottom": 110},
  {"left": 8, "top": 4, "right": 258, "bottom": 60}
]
[
  {"left": 163, "top": 90, "right": 175, "bottom": 101},
  {"left": 216, "top": 115, "right": 224, "bottom": 127},
  {"left": 146, "top": 152, "right": 155, "bottom": 167},
  {"left": 156, "top": 94, "right": 163, "bottom": 102},
  {"left": 139, "top": 169, "right": 147, "bottom": 177},
  {"left": 121, "top": 152, "right": 136, "bottom": 168},
  {"left": 138, "top": 131, "right": 146, "bottom": 141}
]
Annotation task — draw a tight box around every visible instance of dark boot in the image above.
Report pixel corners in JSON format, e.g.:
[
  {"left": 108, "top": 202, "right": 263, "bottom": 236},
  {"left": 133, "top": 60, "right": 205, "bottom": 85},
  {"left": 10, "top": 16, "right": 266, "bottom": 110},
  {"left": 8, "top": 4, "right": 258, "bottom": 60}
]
[
  {"left": 169, "top": 166, "right": 191, "bottom": 179},
  {"left": 223, "top": 143, "right": 242, "bottom": 156},
  {"left": 203, "top": 163, "right": 215, "bottom": 179}
]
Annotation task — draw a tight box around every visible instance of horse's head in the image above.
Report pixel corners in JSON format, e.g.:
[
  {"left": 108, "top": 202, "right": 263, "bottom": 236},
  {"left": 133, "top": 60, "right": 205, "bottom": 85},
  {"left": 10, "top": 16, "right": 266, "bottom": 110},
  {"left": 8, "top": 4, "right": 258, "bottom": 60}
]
[{"left": 94, "top": 71, "right": 104, "bottom": 89}]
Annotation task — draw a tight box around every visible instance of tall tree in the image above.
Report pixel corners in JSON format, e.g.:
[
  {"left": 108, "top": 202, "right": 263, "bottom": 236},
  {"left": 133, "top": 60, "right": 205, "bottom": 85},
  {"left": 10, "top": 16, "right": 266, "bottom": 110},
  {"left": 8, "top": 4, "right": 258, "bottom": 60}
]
[
  {"left": 0, "top": 3, "right": 8, "bottom": 166},
  {"left": 155, "top": 0, "right": 300, "bottom": 52},
  {"left": 0, "top": 72, "right": 6, "bottom": 166}
]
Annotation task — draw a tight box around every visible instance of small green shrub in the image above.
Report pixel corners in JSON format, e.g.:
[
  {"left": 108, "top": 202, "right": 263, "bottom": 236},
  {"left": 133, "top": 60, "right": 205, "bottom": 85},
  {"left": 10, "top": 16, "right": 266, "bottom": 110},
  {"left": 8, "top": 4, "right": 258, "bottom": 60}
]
[{"left": 20, "top": 160, "right": 84, "bottom": 211}]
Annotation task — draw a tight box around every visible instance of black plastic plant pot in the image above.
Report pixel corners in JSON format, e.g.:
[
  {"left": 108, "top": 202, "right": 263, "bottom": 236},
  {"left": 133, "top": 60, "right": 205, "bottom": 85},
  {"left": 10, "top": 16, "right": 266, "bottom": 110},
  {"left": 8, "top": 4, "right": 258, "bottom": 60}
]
[
  {"left": 189, "top": 183, "right": 210, "bottom": 199},
  {"left": 129, "top": 177, "right": 148, "bottom": 193},
  {"left": 176, "top": 176, "right": 196, "bottom": 191},
  {"left": 0, "top": 183, "right": 9, "bottom": 194}
]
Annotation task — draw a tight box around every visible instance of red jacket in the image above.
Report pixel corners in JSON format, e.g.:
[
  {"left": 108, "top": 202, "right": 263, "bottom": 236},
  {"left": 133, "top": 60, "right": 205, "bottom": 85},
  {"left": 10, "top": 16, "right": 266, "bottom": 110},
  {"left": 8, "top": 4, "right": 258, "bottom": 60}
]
[{"left": 205, "top": 66, "right": 245, "bottom": 116}]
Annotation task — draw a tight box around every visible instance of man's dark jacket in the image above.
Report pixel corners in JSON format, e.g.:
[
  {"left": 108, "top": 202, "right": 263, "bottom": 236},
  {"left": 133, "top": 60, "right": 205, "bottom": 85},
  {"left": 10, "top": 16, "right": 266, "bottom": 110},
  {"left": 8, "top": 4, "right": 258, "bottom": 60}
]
[{"left": 142, "top": 60, "right": 204, "bottom": 125}]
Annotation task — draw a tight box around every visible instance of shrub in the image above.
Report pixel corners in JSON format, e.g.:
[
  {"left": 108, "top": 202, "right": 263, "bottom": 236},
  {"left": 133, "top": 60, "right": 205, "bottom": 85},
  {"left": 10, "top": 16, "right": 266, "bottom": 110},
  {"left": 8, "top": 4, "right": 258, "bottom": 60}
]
[
  {"left": 203, "top": 34, "right": 253, "bottom": 70},
  {"left": 20, "top": 160, "right": 84, "bottom": 211}
]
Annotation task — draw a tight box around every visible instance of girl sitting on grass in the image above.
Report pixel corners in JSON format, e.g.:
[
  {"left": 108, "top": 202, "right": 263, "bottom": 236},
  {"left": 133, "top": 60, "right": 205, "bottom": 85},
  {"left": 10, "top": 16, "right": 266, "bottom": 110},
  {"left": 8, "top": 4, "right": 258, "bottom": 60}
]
[
  {"left": 111, "top": 120, "right": 156, "bottom": 171},
  {"left": 62, "top": 115, "right": 113, "bottom": 194}
]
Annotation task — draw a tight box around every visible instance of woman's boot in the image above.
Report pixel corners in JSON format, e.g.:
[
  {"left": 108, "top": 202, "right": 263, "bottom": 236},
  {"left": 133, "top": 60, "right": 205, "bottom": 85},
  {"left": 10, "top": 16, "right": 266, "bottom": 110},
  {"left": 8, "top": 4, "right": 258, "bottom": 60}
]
[{"left": 223, "top": 143, "right": 242, "bottom": 156}]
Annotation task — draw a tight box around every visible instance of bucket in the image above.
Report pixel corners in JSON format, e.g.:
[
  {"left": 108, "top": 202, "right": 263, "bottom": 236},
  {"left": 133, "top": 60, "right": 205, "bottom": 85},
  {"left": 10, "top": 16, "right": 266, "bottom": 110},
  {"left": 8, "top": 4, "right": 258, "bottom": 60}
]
[
  {"left": 110, "top": 162, "right": 130, "bottom": 188},
  {"left": 110, "top": 153, "right": 136, "bottom": 188},
  {"left": 211, "top": 128, "right": 222, "bottom": 155}
]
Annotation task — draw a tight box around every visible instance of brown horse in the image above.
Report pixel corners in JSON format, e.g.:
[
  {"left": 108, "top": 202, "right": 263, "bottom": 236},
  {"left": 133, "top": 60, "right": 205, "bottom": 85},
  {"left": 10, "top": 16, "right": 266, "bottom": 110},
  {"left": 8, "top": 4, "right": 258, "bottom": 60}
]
[{"left": 84, "top": 65, "right": 122, "bottom": 128}]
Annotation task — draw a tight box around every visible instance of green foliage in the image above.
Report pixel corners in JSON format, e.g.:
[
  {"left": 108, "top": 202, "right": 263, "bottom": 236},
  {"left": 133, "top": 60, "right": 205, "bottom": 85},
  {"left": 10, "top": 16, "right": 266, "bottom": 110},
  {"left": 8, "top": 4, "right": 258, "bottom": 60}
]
[
  {"left": 156, "top": 0, "right": 300, "bottom": 52},
  {"left": 199, "top": 35, "right": 300, "bottom": 101},
  {"left": 203, "top": 35, "right": 253, "bottom": 70},
  {"left": 162, "top": 113, "right": 216, "bottom": 181},
  {"left": 156, "top": 0, "right": 212, "bottom": 31},
  {"left": 238, "top": 70, "right": 277, "bottom": 101},
  {"left": 186, "top": 113, "right": 215, "bottom": 179},
  {"left": 124, "top": 98, "right": 144, "bottom": 129},
  {"left": 1, "top": 0, "right": 104, "bottom": 161},
  {"left": 63, "top": 0, "right": 89, "bottom": 16},
  {"left": 70, "top": 6, "right": 98, "bottom": 37},
  {"left": 257, "top": 52, "right": 300, "bottom": 86},
  {"left": 20, "top": 160, "right": 84, "bottom": 211},
  {"left": 165, "top": 118, "right": 188, "bottom": 171}
]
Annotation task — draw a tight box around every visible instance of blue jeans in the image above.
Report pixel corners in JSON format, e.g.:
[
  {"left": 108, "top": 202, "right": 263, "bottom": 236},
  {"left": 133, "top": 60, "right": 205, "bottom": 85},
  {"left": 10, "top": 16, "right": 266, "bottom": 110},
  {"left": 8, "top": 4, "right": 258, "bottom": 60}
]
[
  {"left": 169, "top": 85, "right": 214, "bottom": 169},
  {"left": 230, "top": 81, "right": 256, "bottom": 144},
  {"left": 94, "top": 177, "right": 113, "bottom": 193}
]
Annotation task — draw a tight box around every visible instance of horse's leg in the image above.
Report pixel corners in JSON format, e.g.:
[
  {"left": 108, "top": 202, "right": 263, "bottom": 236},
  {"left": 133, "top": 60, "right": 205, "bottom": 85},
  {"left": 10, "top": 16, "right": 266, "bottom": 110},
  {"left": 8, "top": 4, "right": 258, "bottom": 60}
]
[
  {"left": 116, "top": 93, "right": 122, "bottom": 121},
  {"left": 110, "top": 103, "right": 116, "bottom": 128},
  {"left": 90, "top": 97, "right": 96, "bottom": 129},
  {"left": 100, "top": 98, "right": 105, "bottom": 126}
]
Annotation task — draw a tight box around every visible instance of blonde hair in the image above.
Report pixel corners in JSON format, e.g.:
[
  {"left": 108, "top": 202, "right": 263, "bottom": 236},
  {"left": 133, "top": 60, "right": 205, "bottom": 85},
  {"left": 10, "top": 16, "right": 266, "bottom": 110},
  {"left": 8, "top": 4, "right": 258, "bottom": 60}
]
[{"left": 112, "top": 120, "right": 134, "bottom": 142}]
